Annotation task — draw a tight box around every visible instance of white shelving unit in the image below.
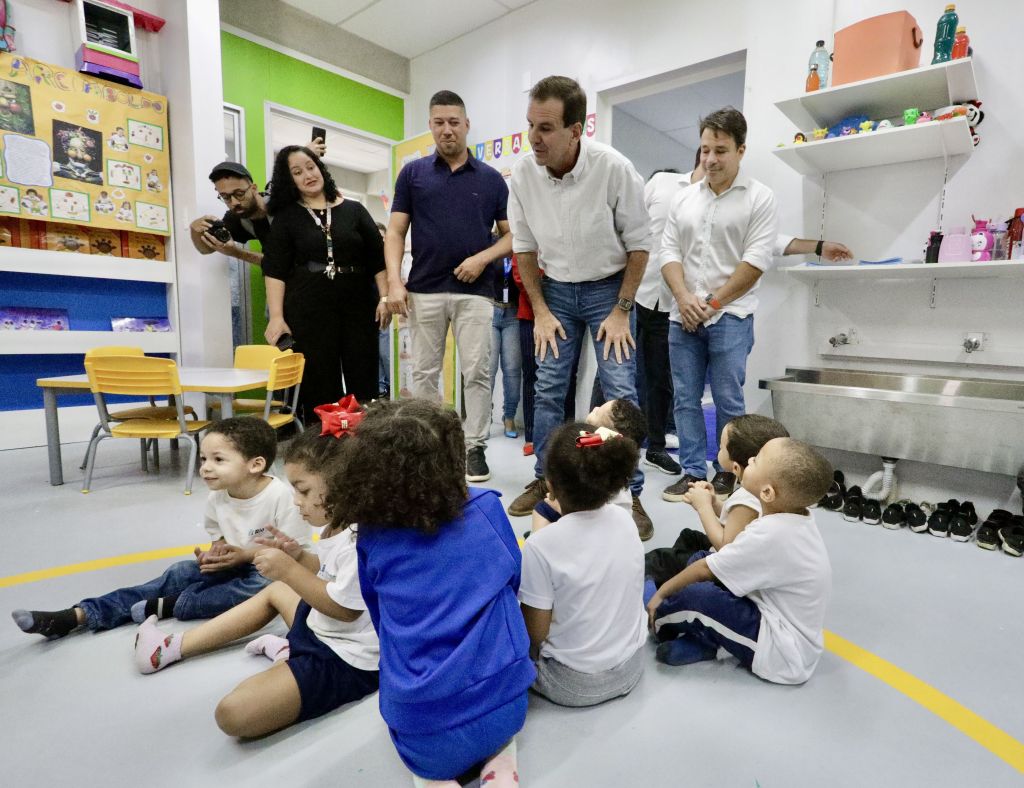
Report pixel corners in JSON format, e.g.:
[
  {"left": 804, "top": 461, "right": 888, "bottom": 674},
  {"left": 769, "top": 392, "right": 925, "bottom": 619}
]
[
  {"left": 775, "top": 58, "right": 978, "bottom": 130},
  {"left": 0, "top": 329, "right": 179, "bottom": 354},
  {"left": 784, "top": 260, "right": 1024, "bottom": 282},
  {"left": 774, "top": 118, "right": 973, "bottom": 176},
  {"left": 0, "top": 247, "right": 175, "bottom": 283}
]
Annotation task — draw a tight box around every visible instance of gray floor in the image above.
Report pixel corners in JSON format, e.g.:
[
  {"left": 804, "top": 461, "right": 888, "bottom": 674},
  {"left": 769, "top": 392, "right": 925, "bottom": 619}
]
[{"left": 2, "top": 430, "right": 1023, "bottom": 787}]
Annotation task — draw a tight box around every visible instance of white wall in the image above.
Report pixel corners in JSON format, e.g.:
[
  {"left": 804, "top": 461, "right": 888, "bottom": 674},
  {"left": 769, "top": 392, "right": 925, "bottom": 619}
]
[
  {"left": 406, "top": 0, "right": 1024, "bottom": 507},
  {"left": 611, "top": 107, "right": 695, "bottom": 182}
]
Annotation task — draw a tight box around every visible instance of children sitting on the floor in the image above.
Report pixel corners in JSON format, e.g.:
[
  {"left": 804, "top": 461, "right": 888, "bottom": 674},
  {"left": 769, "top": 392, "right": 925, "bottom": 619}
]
[
  {"left": 646, "top": 438, "right": 834, "bottom": 684},
  {"left": 531, "top": 398, "right": 647, "bottom": 534},
  {"left": 12, "top": 418, "right": 310, "bottom": 640},
  {"left": 333, "top": 399, "right": 533, "bottom": 788},
  {"left": 681, "top": 414, "right": 790, "bottom": 549},
  {"left": 132, "top": 425, "right": 379, "bottom": 737},
  {"left": 520, "top": 422, "right": 648, "bottom": 707}
]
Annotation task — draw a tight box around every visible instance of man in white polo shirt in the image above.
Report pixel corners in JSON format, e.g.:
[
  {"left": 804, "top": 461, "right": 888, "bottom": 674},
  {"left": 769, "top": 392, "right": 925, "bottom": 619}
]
[
  {"left": 507, "top": 75, "right": 654, "bottom": 539},
  {"left": 659, "top": 107, "right": 778, "bottom": 502}
]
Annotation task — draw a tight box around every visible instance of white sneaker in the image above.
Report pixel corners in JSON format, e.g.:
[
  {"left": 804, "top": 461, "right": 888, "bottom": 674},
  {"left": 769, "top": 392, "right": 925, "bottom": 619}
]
[{"left": 664, "top": 434, "right": 679, "bottom": 449}]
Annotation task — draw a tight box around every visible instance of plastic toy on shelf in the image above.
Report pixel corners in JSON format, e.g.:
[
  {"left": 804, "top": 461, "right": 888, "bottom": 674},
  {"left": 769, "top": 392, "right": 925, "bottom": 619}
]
[{"left": 903, "top": 107, "right": 921, "bottom": 125}]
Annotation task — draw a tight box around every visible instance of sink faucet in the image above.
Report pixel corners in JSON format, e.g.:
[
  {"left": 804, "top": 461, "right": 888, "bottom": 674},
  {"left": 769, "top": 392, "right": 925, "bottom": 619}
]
[
  {"left": 963, "top": 336, "right": 981, "bottom": 353},
  {"left": 829, "top": 333, "right": 849, "bottom": 347}
]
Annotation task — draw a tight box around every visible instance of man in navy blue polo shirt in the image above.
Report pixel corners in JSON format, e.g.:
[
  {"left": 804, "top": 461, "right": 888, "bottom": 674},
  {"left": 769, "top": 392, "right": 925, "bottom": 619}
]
[{"left": 385, "top": 90, "right": 513, "bottom": 483}]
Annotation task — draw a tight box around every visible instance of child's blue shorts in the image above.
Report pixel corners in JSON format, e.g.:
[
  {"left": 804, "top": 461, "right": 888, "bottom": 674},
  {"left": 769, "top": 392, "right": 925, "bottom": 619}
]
[{"left": 285, "top": 601, "right": 379, "bottom": 723}]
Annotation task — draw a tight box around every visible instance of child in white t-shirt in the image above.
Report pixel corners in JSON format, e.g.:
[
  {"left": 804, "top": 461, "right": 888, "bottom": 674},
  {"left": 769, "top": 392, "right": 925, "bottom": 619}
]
[
  {"left": 12, "top": 418, "right": 310, "bottom": 640},
  {"left": 520, "top": 421, "right": 648, "bottom": 706},
  {"left": 646, "top": 438, "right": 834, "bottom": 684},
  {"left": 133, "top": 426, "right": 379, "bottom": 738},
  {"left": 682, "top": 414, "right": 790, "bottom": 550}
]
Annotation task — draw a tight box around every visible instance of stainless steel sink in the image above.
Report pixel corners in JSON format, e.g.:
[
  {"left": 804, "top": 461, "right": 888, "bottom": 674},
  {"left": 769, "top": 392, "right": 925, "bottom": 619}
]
[{"left": 760, "top": 367, "right": 1024, "bottom": 474}]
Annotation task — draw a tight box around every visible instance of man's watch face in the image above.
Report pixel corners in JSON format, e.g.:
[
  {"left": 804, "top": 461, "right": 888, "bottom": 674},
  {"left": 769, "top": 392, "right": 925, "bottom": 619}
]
[{"left": 617, "top": 298, "right": 634, "bottom": 312}]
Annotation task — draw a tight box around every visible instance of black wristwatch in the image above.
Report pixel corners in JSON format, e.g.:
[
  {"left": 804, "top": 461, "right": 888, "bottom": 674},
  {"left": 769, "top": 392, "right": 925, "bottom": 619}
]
[
  {"left": 815, "top": 239, "right": 824, "bottom": 257},
  {"left": 615, "top": 297, "right": 634, "bottom": 313}
]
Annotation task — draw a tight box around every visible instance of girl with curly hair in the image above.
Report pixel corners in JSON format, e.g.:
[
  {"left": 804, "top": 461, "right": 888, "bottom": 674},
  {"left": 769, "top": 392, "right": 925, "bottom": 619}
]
[
  {"left": 132, "top": 426, "right": 379, "bottom": 738},
  {"left": 331, "top": 398, "right": 533, "bottom": 787},
  {"left": 261, "top": 145, "right": 389, "bottom": 421},
  {"left": 518, "top": 421, "right": 648, "bottom": 707}
]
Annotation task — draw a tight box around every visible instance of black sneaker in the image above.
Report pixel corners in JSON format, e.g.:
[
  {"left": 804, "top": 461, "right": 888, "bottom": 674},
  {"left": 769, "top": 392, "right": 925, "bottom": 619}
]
[
  {"left": 976, "top": 520, "right": 1000, "bottom": 550},
  {"left": 662, "top": 474, "right": 707, "bottom": 502},
  {"left": 1000, "top": 519, "right": 1024, "bottom": 557},
  {"left": 711, "top": 471, "right": 736, "bottom": 496},
  {"left": 949, "top": 514, "right": 974, "bottom": 542},
  {"left": 834, "top": 470, "right": 846, "bottom": 488},
  {"left": 819, "top": 482, "right": 844, "bottom": 511},
  {"left": 508, "top": 478, "right": 546, "bottom": 517},
  {"left": 959, "top": 501, "right": 978, "bottom": 526},
  {"left": 906, "top": 503, "right": 928, "bottom": 533},
  {"left": 861, "top": 499, "right": 882, "bottom": 525},
  {"left": 846, "top": 485, "right": 863, "bottom": 500},
  {"left": 842, "top": 497, "right": 863, "bottom": 522},
  {"left": 644, "top": 450, "right": 682, "bottom": 476},
  {"left": 927, "top": 510, "right": 950, "bottom": 538},
  {"left": 465, "top": 447, "right": 490, "bottom": 482},
  {"left": 881, "top": 503, "right": 905, "bottom": 529}
]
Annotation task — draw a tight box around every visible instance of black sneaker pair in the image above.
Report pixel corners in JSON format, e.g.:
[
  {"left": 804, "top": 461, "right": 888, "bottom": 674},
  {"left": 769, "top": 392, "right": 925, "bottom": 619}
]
[
  {"left": 977, "top": 509, "right": 1013, "bottom": 551},
  {"left": 817, "top": 470, "right": 846, "bottom": 510},
  {"left": 842, "top": 486, "right": 881, "bottom": 524},
  {"left": 928, "top": 499, "right": 976, "bottom": 540},
  {"left": 881, "top": 502, "right": 918, "bottom": 530}
]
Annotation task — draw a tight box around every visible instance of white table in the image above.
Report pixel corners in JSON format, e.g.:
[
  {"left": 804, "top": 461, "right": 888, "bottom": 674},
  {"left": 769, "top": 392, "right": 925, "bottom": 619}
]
[{"left": 36, "top": 367, "right": 269, "bottom": 486}]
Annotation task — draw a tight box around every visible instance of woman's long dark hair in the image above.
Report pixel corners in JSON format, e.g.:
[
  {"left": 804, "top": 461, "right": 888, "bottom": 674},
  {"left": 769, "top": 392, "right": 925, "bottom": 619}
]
[{"left": 266, "top": 145, "right": 339, "bottom": 215}]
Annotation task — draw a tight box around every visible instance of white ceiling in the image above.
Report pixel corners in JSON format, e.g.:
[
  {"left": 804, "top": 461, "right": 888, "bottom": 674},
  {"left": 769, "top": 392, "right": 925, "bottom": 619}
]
[
  {"left": 280, "top": 0, "right": 535, "bottom": 58},
  {"left": 616, "top": 71, "right": 746, "bottom": 148},
  {"left": 269, "top": 113, "right": 390, "bottom": 173}
]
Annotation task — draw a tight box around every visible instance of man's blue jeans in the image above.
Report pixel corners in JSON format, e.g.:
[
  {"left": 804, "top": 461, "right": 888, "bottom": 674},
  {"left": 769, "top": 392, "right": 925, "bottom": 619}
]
[
  {"left": 78, "top": 559, "right": 269, "bottom": 630},
  {"left": 533, "top": 273, "right": 643, "bottom": 495},
  {"left": 490, "top": 305, "right": 522, "bottom": 422},
  {"left": 669, "top": 314, "right": 755, "bottom": 478}
]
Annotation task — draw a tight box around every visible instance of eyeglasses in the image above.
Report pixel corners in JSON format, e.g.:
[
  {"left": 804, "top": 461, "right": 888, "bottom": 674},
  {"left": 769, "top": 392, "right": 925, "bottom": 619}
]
[{"left": 217, "top": 187, "right": 252, "bottom": 204}]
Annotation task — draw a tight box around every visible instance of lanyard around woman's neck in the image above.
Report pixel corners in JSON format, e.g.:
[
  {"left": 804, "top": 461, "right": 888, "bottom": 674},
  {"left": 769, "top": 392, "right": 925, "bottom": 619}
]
[{"left": 302, "top": 199, "right": 339, "bottom": 279}]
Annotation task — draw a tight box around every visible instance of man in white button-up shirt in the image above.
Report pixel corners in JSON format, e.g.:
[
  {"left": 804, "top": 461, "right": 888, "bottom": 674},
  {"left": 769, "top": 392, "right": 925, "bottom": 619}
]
[
  {"left": 506, "top": 75, "right": 654, "bottom": 539},
  {"left": 658, "top": 108, "right": 778, "bottom": 502}
]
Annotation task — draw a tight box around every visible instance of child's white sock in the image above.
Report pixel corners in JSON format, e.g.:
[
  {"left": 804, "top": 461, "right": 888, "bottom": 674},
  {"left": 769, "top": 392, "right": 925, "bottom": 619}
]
[
  {"left": 245, "top": 634, "right": 290, "bottom": 662},
  {"left": 133, "top": 615, "right": 182, "bottom": 674},
  {"left": 480, "top": 739, "right": 518, "bottom": 787}
]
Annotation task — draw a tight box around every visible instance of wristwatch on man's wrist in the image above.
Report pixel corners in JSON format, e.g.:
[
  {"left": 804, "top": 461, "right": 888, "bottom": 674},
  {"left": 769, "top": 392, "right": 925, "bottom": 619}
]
[
  {"left": 615, "top": 297, "right": 634, "bottom": 313},
  {"left": 704, "top": 293, "right": 722, "bottom": 310}
]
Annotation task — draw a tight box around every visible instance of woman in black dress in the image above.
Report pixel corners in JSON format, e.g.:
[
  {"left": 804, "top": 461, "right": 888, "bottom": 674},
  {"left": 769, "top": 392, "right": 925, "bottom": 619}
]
[{"left": 262, "top": 146, "right": 388, "bottom": 421}]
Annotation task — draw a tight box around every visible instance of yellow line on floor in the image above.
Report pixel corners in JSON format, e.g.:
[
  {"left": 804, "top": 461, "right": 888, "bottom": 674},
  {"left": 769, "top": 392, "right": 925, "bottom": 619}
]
[
  {"left": 825, "top": 631, "right": 1024, "bottom": 773},
  {"left": 2, "top": 550, "right": 1023, "bottom": 773}
]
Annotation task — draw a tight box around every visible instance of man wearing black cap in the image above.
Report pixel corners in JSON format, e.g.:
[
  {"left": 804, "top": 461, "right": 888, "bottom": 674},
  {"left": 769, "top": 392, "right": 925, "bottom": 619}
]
[{"left": 189, "top": 161, "right": 271, "bottom": 266}]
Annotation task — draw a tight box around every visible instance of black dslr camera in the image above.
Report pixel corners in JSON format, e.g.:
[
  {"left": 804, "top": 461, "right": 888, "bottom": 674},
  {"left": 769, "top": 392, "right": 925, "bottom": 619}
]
[{"left": 207, "top": 220, "right": 232, "bottom": 243}]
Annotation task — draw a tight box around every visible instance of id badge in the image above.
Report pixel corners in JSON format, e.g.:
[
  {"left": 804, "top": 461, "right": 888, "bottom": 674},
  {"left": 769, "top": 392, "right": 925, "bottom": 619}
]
[{"left": 502, "top": 287, "right": 509, "bottom": 303}]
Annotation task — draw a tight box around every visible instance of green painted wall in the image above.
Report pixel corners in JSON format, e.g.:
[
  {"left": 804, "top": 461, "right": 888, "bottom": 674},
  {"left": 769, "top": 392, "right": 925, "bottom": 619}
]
[{"left": 220, "top": 31, "right": 404, "bottom": 341}]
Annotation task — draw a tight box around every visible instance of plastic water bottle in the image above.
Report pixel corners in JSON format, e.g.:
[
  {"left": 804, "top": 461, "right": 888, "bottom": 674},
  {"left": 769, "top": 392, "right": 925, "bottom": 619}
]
[
  {"left": 805, "top": 65, "right": 820, "bottom": 92},
  {"left": 808, "top": 40, "right": 830, "bottom": 88},
  {"left": 951, "top": 26, "right": 970, "bottom": 59},
  {"left": 932, "top": 4, "right": 959, "bottom": 64},
  {"left": 991, "top": 221, "right": 1008, "bottom": 260}
]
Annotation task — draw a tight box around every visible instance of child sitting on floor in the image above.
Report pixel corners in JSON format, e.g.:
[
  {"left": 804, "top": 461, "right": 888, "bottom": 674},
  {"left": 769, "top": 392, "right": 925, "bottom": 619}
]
[
  {"left": 646, "top": 438, "right": 833, "bottom": 684},
  {"left": 531, "top": 398, "right": 647, "bottom": 535},
  {"left": 520, "top": 422, "right": 648, "bottom": 707},
  {"left": 13, "top": 418, "right": 310, "bottom": 640},
  {"left": 132, "top": 424, "right": 379, "bottom": 738},
  {"left": 334, "top": 399, "right": 534, "bottom": 788}
]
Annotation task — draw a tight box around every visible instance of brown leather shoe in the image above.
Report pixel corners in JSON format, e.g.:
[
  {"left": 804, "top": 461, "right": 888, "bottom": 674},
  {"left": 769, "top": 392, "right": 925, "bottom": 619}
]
[
  {"left": 632, "top": 495, "right": 654, "bottom": 541},
  {"left": 508, "top": 478, "right": 547, "bottom": 517}
]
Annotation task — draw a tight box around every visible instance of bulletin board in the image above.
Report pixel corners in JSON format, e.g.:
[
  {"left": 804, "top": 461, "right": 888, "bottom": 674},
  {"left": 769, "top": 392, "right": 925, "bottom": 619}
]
[{"left": 0, "top": 52, "right": 170, "bottom": 236}]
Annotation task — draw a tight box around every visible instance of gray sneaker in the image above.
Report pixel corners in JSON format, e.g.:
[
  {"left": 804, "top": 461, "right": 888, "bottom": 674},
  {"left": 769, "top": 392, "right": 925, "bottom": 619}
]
[
  {"left": 466, "top": 447, "right": 490, "bottom": 483},
  {"left": 662, "top": 474, "right": 707, "bottom": 502}
]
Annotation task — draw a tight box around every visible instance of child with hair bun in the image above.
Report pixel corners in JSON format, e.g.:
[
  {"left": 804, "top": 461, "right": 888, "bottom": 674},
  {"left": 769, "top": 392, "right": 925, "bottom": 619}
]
[
  {"left": 519, "top": 421, "right": 648, "bottom": 707},
  {"left": 333, "top": 398, "right": 533, "bottom": 788}
]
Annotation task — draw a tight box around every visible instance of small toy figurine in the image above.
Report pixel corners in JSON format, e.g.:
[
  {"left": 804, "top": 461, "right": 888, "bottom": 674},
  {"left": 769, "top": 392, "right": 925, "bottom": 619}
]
[
  {"left": 827, "top": 114, "right": 868, "bottom": 139},
  {"left": 840, "top": 125, "right": 857, "bottom": 136},
  {"left": 813, "top": 127, "right": 828, "bottom": 140},
  {"left": 903, "top": 107, "right": 921, "bottom": 125},
  {"left": 859, "top": 120, "right": 875, "bottom": 133},
  {"left": 877, "top": 119, "right": 894, "bottom": 129},
  {"left": 793, "top": 132, "right": 807, "bottom": 144},
  {"left": 971, "top": 218, "right": 993, "bottom": 261},
  {"left": 916, "top": 111, "right": 932, "bottom": 124},
  {"left": 965, "top": 100, "right": 984, "bottom": 126}
]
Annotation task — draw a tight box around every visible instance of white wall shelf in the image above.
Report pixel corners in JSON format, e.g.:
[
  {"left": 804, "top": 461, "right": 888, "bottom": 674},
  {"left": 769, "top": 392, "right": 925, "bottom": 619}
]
[
  {"left": 785, "top": 260, "right": 1024, "bottom": 282},
  {"left": 0, "top": 330, "right": 179, "bottom": 355},
  {"left": 0, "top": 247, "right": 175, "bottom": 283},
  {"left": 775, "top": 58, "right": 978, "bottom": 130},
  {"left": 773, "top": 117, "right": 973, "bottom": 175}
]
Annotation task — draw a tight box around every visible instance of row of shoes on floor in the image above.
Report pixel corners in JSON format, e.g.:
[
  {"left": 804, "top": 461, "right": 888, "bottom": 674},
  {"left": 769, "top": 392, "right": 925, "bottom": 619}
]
[{"left": 818, "top": 471, "right": 1024, "bottom": 556}]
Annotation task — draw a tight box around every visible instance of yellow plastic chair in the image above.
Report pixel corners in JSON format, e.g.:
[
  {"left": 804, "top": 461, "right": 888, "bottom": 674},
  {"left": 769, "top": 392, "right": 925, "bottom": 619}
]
[
  {"left": 81, "top": 355, "right": 211, "bottom": 495},
  {"left": 209, "top": 344, "right": 292, "bottom": 414},
  {"left": 78, "top": 346, "right": 197, "bottom": 470},
  {"left": 254, "top": 352, "right": 305, "bottom": 432}
]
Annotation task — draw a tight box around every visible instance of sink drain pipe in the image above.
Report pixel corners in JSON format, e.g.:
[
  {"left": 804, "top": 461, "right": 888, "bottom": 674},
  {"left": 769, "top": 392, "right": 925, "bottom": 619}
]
[{"left": 862, "top": 457, "right": 898, "bottom": 502}]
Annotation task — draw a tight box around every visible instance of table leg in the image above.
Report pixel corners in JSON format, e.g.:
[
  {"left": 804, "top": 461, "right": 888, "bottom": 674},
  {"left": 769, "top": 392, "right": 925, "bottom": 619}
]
[
  {"left": 43, "top": 387, "right": 63, "bottom": 486},
  {"left": 219, "top": 393, "right": 233, "bottom": 418}
]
